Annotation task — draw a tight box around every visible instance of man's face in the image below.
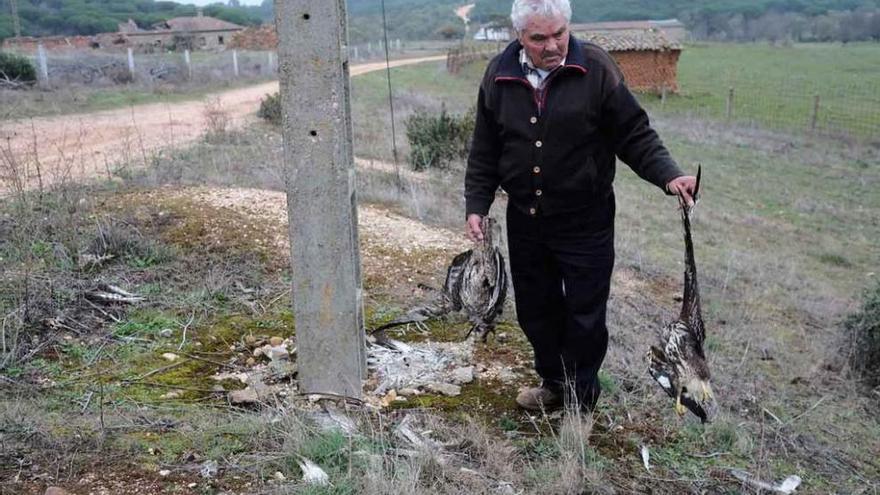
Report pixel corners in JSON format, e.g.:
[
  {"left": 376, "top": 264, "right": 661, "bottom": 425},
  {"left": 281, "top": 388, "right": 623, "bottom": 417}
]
[{"left": 518, "top": 14, "right": 570, "bottom": 71}]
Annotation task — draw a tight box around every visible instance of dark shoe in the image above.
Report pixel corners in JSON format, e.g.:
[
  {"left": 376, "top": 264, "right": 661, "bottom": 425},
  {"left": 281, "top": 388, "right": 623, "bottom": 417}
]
[{"left": 515, "top": 386, "right": 562, "bottom": 411}]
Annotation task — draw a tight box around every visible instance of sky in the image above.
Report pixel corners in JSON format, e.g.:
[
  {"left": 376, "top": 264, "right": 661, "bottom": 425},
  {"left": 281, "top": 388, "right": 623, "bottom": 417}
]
[{"left": 170, "top": 0, "right": 264, "bottom": 6}]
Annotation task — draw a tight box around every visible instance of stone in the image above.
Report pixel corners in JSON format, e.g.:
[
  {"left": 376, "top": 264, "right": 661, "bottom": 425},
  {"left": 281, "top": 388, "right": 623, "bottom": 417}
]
[
  {"left": 44, "top": 488, "right": 73, "bottom": 495},
  {"left": 451, "top": 366, "right": 475, "bottom": 384},
  {"left": 159, "top": 469, "right": 171, "bottom": 477},
  {"left": 269, "top": 336, "right": 284, "bottom": 347},
  {"left": 229, "top": 387, "right": 259, "bottom": 404},
  {"left": 161, "top": 352, "right": 179, "bottom": 361},
  {"left": 253, "top": 347, "right": 264, "bottom": 358},
  {"left": 266, "top": 345, "right": 289, "bottom": 362},
  {"left": 246, "top": 357, "right": 256, "bottom": 366},
  {"left": 245, "top": 335, "right": 257, "bottom": 345},
  {"left": 398, "top": 388, "right": 419, "bottom": 397},
  {"left": 426, "top": 383, "right": 461, "bottom": 397},
  {"left": 159, "top": 328, "right": 173, "bottom": 338},
  {"left": 160, "top": 390, "right": 182, "bottom": 399},
  {"left": 200, "top": 460, "right": 219, "bottom": 479}
]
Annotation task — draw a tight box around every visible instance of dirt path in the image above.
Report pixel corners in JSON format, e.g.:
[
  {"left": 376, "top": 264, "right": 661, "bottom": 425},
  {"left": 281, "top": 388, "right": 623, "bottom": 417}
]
[{"left": 0, "top": 54, "right": 447, "bottom": 192}]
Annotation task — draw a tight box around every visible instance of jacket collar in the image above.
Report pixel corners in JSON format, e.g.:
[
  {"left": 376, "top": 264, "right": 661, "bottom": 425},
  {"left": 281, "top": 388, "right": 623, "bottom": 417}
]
[{"left": 495, "top": 34, "right": 588, "bottom": 81}]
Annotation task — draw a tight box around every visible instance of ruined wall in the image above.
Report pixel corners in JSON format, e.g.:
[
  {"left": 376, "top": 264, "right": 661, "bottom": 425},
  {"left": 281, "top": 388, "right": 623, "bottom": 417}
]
[
  {"left": 228, "top": 24, "right": 277, "bottom": 50},
  {"left": 611, "top": 50, "right": 680, "bottom": 93}
]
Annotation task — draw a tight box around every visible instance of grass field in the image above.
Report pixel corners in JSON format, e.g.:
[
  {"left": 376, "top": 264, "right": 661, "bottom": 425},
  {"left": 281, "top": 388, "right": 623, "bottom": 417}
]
[
  {"left": 2, "top": 53, "right": 879, "bottom": 493},
  {"left": 642, "top": 42, "right": 880, "bottom": 140}
]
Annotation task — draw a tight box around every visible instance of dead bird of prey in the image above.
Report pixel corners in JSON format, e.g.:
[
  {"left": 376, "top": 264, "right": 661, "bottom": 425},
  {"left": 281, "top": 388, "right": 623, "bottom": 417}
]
[
  {"left": 648, "top": 166, "right": 716, "bottom": 423},
  {"left": 370, "top": 216, "right": 507, "bottom": 342}
]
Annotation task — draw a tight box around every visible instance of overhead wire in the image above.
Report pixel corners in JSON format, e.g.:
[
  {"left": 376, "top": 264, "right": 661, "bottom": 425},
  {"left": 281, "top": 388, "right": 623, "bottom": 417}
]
[{"left": 379, "top": 0, "right": 403, "bottom": 190}]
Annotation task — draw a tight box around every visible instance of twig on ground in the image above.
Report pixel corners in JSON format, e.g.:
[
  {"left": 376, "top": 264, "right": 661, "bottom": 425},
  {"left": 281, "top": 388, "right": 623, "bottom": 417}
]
[
  {"left": 784, "top": 395, "right": 828, "bottom": 427},
  {"left": 178, "top": 311, "right": 196, "bottom": 351},
  {"left": 124, "top": 359, "right": 190, "bottom": 383}
]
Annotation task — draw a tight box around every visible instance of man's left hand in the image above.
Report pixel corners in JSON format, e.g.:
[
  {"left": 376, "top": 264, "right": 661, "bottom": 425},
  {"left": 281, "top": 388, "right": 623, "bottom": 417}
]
[{"left": 666, "top": 175, "right": 698, "bottom": 207}]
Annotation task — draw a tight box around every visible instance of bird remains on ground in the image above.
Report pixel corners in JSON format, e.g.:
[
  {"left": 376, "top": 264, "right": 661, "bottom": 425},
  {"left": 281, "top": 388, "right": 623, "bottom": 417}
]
[
  {"left": 647, "top": 166, "right": 716, "bottom": 423},
  {"left": 370, "top": 216, "right": 508, "bottom": 342}
]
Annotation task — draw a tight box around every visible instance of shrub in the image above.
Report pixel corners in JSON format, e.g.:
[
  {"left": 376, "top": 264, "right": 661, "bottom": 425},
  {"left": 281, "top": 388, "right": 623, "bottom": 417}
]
[
  {"left": 405, "top": 105, "right": 474, "bottom": 171},
  {"left": 846, "top": 280, "right": 880, "bottom": 387},
  {"left": 0, "top": 52, "right": 37, "bottom": 85},
  {"left": 258, "top": 91, "right": 282, "bottom": 126}
]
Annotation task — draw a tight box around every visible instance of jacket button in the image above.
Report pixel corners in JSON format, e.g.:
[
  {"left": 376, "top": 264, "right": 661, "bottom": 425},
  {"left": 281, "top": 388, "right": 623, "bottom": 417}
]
[
  {"left": 529, "top": 207, "right": 536, "bottom": 215},
  {"left": 533, "top": 166, "right": 541, "bottom": 174},
  {"left": 535, "top": 189, "right": 543, "bottom": 197},
  {"left": 535, "top": 140, "right": 542, "bottom": 148},
  {"left": 530, "top": 116, "right": 538, "bottom": 124}
]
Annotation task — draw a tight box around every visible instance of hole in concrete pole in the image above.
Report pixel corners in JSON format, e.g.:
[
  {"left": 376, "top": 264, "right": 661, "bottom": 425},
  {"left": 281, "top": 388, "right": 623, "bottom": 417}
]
[
  {"left": 303, "top": 13, "right": 311, "bottom": 20},
  {"left": 310, "top": 130, "right": 318, "bottom": 137}
]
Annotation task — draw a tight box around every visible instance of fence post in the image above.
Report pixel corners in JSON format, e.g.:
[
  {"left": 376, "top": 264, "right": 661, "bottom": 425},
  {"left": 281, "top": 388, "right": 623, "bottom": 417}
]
[
  {"left": 232, "top": 49, "right": 239, "bottom": 77},
  {"left": 395, "top": 38, "right": 401, "bottom": 51},
  {"left": 352, "top": 46, "right": 358, "bottom": 60},
  {"left": 661, "top": 84, "right": 667, "bottom": 108},
  {"left": 36, "top": 43, "right": 49, "bottom": 88},
  {"left": 811, "top": 94, "right": 820, "bottom": 131},
  {"left": 127, "top": 48, "right": 136, "bottom": 81},
  {"left": 184, "top": 49, "right": 192, "bottom": 80},
  {"left": 726, "top": 86, "right": 734, "bottom": 120},
  {"left": 267, "top": 51, "right": 274, "bottom": 74}
]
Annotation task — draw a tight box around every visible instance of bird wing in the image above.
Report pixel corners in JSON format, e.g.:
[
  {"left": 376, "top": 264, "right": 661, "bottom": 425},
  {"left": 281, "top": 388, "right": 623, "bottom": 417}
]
[
  {"left": 443, "top": 250, "right": 472, "bottom": 311},
  {"left": 486, "top": 247, "right": 508, "bottom": 319},
  {"left": 648, "top": 346, "right": 679, "bottom": 399}
]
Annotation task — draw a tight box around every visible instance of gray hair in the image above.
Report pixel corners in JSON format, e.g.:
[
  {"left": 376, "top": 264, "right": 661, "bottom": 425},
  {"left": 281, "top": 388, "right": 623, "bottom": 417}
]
[{"left": 510, "top": 0, "right": 572, "bottom": 32}]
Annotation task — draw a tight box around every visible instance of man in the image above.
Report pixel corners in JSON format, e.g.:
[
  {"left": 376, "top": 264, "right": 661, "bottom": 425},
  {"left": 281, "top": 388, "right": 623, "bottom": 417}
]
[{"left": 464, "top": 0, "right": 697, "bottom": 413}]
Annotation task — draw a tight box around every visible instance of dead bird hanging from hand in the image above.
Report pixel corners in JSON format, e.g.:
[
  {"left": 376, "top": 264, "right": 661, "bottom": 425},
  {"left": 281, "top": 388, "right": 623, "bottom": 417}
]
[
  {"left": 647, "top": 166, "right": 716, "bottom": 423},
  {"left": 370, "top": 216, "right": 507, "bottom": 342}
]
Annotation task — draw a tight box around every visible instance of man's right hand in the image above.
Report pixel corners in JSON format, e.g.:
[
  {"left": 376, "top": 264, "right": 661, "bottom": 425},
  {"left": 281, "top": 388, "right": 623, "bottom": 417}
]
[{"left": 466, "top": 214, "right": 484, "bottom": 242}]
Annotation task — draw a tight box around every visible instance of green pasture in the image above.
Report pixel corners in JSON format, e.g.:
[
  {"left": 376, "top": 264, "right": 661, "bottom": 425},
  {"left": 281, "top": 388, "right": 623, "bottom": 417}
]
[{"left": 643, "top": 42, "right": 880, "bottom": 139}]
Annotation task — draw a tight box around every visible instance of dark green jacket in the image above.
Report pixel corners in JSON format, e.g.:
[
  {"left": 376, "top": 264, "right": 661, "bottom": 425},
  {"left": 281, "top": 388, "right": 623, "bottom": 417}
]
[{"left": 465, "top": 36, "right": 683, "bottom": 217}]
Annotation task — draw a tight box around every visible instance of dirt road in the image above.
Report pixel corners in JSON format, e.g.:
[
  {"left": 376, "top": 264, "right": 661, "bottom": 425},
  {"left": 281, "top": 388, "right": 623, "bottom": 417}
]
[{"left": 0, "top": 55, "right": 447, "bottom": 191}]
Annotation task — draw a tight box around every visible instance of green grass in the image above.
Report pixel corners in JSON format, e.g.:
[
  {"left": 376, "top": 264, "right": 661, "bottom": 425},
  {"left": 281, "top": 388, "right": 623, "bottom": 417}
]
[{"left": 642, "top": 42, "right": 880, "bottom": 139}]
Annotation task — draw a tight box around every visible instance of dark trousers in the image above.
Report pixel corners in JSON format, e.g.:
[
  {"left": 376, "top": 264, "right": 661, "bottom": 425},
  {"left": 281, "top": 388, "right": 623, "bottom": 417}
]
[{"left": 506, "top": 196, "right": 615, "bottom": 411}]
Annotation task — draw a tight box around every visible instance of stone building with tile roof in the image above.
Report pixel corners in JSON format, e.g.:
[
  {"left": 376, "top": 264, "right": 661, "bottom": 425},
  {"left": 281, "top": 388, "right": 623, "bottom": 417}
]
[{"left": 121, "top": 10, "right": 245, "bottom": 51}]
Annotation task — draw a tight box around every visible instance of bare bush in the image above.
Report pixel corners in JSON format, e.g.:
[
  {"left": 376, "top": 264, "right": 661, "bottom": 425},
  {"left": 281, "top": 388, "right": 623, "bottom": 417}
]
[{"left": 202, "top": 97, "right": 231, "bottom": 143}]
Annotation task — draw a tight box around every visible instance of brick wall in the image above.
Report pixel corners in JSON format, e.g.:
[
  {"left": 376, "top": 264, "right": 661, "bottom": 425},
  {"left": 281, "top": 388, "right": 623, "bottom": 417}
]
[
  {"left": 611, "top": 50, "right": 680, "bottom": 94},
  {"left": 228, "top": 24, "right": 277, "bottom": 50}
]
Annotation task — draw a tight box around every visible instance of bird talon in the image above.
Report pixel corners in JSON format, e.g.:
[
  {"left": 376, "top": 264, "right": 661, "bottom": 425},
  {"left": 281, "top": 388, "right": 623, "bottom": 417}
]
[{"left": 675, "top": 395, "right": 687, "bottom": 416}]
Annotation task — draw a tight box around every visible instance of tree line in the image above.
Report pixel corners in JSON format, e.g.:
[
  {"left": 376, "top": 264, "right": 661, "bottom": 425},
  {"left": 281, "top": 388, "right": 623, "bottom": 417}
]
[{"left": 0, "top": 0, "right": 271, "bottom": 41}]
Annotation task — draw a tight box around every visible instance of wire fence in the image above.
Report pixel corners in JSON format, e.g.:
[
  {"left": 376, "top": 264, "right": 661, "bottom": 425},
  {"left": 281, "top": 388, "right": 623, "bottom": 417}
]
[
  {"left": 21, "top": 47, "right": 277, "bottom": 88},
  {"left": 640, "top": 73, "right": 880, "bottom": 143}
]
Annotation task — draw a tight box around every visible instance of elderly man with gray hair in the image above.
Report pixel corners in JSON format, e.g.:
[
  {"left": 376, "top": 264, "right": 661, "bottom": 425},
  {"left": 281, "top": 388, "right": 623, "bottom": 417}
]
[{"left": 465, "top": 0, "right": 698, "bottom": 413}]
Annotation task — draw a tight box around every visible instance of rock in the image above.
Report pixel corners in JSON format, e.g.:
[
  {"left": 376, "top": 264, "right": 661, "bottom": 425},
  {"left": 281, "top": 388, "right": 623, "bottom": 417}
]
[
  {"left": 451, "top": 366, "right": 475, "bottom": 384},
  {"left": 398, "top": 388, "right": 420, "bottom": 397},
  {"left": 159, "top": 328, "right": 174, "bottom": 338},
  {"left": 244, "top": 335, "right": 257, "bottom": 346},
  {"left": 200, "top": 460, "right": 218, "bottom": 479},
  {"left": 426, "top": 383, "right": 461, "bottom": 397},
  {"left": 269, "top": 336, "right": 284, "bottom": 346},
  {"left": 266, "top": 345, "right": 289, "bottom": 362},
  {"left": 253, "top": 347, "right": 264, "bottom": 358},
  {"left": 273, "top": 471, "right": 286, "bottom": 481},
  {"left": 269, "top": 360, "right": 297, "bottom": 379},
  {"left": 246, "top": 357, "right": 256, "bottom": 366},
  {"left": 229, "top": 387, "right": 259, "bottom": 404},
  {"left": 159, "top": 469, "right": 171, "bottom": 477},
  {"left": 44, "top": 488, "right": 73, "bottom": 495},
  {"left": 161, "top": 352, "right": 179, "bottom": 362},
  {"left": 496, "top": 332, "right": 510, "bottom": 343},
  {"left": 160, "top": 390, "right": 182, "bottom": 399}
]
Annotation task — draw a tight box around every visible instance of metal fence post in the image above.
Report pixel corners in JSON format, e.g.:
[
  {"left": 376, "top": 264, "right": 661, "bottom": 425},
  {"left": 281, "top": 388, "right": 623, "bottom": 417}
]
[
  {"left": 232, "top": 49, "right": 239, "bottom": 78},
  {"left": 276, "top": 0, "right": 366, "bottom": 398}
]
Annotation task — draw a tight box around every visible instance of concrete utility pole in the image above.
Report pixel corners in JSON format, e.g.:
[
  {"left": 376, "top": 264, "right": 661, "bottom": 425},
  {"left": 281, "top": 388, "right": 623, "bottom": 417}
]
[{"left": 276, "top": 0, "right": 366, "bottom": 398}]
